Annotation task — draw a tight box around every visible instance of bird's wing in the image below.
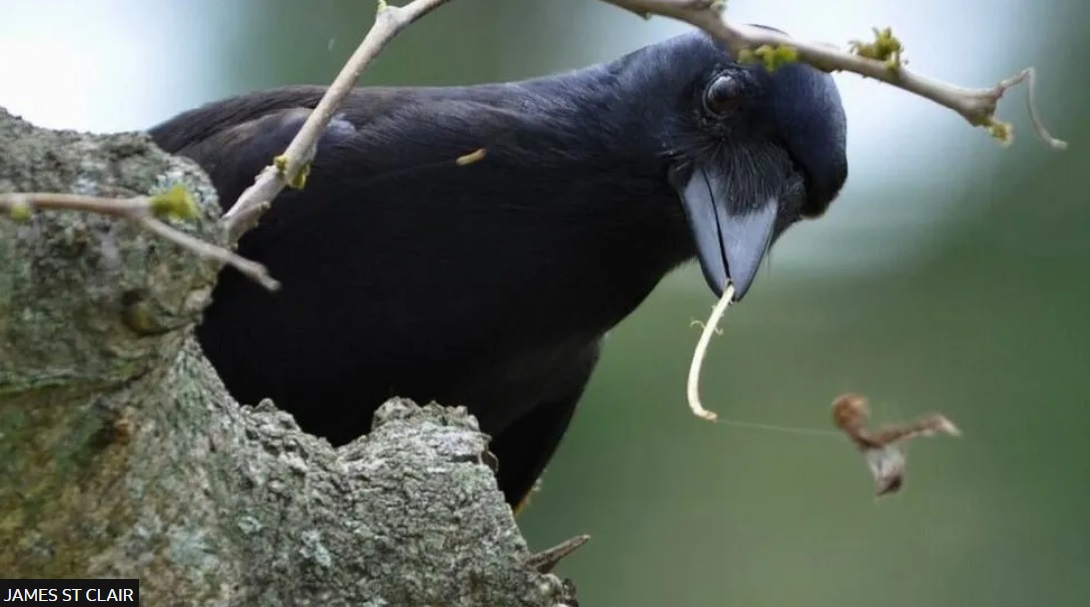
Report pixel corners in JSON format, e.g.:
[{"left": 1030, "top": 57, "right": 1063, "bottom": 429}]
[
  {"left": 148, "top": 84, "right": 547, "bottom": 247},
  {"left": 149, "top": 86, "right": 356, "bottom": 214},
  {"left": 148, "top": 82, "right": 571, "bottom": 258}
]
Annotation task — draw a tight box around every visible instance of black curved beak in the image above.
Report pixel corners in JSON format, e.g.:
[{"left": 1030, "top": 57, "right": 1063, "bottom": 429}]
[{"left": 670, "top": 163, "right": 780, "bottom": 301}]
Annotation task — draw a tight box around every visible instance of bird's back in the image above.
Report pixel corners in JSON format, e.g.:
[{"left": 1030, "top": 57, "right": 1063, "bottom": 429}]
[{"left": 150, "top": 82, "right": 684, "bottom": 446}]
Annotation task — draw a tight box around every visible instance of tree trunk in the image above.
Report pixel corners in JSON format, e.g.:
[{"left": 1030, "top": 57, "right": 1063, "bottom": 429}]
[{"left": 0, "top": 107, "right": 574, "bottom": 607}]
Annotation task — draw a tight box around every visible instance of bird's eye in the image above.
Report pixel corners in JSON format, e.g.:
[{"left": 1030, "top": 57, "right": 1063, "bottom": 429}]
[{"left": 703, "top": 75, "right": 740, "bottom": 116}]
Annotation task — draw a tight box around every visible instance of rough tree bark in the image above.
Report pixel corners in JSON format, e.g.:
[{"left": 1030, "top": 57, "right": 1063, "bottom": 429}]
[{"left": 0, "top": 107, "right": 576, "bottom": 607}]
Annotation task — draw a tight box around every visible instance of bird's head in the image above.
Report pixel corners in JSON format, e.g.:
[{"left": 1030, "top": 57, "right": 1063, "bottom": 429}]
[{"left": 631, "top": 30, "right": 848, "bottom": 300}]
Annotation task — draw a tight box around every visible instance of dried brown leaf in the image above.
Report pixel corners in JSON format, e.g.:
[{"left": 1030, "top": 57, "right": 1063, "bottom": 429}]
[{"left": 832, "top": 393, "right": 960, "bottom": 496}]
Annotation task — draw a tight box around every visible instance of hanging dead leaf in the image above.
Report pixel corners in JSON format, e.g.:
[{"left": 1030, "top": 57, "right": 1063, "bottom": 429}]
[{"left": 831, "top": 393, "right": 960, "bottom": 496}]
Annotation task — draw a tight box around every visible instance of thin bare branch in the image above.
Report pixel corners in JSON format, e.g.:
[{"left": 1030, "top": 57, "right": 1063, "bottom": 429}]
[
  {"left": 524, "top": 534, "right": 592, "bottom": 573},
  {"left": 0, "top": 192, "right": 153, "bottom": 219},
  {"left": 600, "top": 0, "right": 1067, "bottom": 149},
  {"left": 0, "top": 192, "right": 279, "bottom": 291},
  {"left": 139, "top": 217, "right": 279, "bottom": 291},
  {"left": 219, "top": 0, "right": 453, "bottom": 241}
]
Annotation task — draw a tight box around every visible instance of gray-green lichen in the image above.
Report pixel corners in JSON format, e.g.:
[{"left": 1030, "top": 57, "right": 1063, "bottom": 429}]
[
  {"left": 0, "top": 107, "right": 223, "bottom": 393},
  {"left": 0, "top": 107, "right": 574, "bottom": 607}
]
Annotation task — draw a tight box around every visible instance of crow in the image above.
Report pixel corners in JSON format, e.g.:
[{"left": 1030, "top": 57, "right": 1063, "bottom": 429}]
[{"left": 149, "top": 30, "right": 848, "bottom": 509}]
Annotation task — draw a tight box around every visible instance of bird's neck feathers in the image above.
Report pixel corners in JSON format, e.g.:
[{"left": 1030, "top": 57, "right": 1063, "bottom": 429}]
[
  {"left": 347, "top": 56, "right": 697, "bottom": 336},
  {"left": 447, "top": 61, "right": 697, "bottom": 330},
  {"left": 508, "top": 57, "right": 675, "bottom": 163}
]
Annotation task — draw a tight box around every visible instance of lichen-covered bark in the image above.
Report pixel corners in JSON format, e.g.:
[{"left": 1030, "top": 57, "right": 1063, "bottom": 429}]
[{"left": 0, "top": 108, "right": 573, "bottom": 607}]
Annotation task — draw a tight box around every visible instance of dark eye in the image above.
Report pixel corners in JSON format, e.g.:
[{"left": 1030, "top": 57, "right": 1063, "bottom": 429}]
[{"left": 703, "top": 74, "right": 740, "bottom": 115}]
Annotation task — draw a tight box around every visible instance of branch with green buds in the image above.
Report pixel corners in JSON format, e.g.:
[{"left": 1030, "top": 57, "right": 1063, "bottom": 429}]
[
  {"left": 737, "top": 44, "right": 799, "bottom": 72},
  {"left": 601, "top": 0, "right": 1067, "bottom": 149},
  {"left": 0, "top": 188, "right": 279, "bottom": 290},
  {"left": 216, "top": 0, "right": 1065, "bottom": 251},
  {"left": 219, "top": 0, "right": 453, "bottom": 242}
]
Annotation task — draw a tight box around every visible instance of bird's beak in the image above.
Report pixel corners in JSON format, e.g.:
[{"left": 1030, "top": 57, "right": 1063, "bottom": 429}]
[{"left": 670, "top": 163, "right": 779, "bottom": 301}]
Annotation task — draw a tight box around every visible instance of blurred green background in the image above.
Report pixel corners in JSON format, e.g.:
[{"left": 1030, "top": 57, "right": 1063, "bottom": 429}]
[{"left": 2, "top": 0, "right": 1087, "bottom": 605}]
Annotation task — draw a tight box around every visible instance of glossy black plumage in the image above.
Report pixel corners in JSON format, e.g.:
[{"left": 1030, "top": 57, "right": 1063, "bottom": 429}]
[{"left": 149, "top": 31, "right": 848, "bottom": 506}]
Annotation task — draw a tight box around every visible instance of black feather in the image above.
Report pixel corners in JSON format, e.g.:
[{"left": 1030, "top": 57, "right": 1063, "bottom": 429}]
[{"left": 149, "top": 31, "right": 847, "bottom": 505}]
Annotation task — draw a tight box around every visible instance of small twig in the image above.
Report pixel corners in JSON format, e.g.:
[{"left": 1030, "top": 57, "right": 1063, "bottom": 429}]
[
  {"left": 219, "top": 0, "right": 453, "bottom": 241},
  {"left": 686, "top": 282, "right": 735, "bottom": 422},
  {"left": 600, "top": 0, "right": 1067, "bottom": 149},
  {"left": 0, "top": 191, "right": 279, "bottom": 291},
  {"left": 138, "top": 217, "right": 278, "bottom": 290},
  {"left": 999, "top": 67, "right": 1058, "bottom": 149},
  {"left": 524, "top": 534, "right": 591, "bottom": 573},
  {"left": 0, "top": 193, "right": 154, "bottom": 218}
]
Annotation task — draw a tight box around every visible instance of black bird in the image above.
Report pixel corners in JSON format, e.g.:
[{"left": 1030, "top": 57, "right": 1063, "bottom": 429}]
[{"left": 150, "top": 30, "right": 848, "bottom": 508}]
